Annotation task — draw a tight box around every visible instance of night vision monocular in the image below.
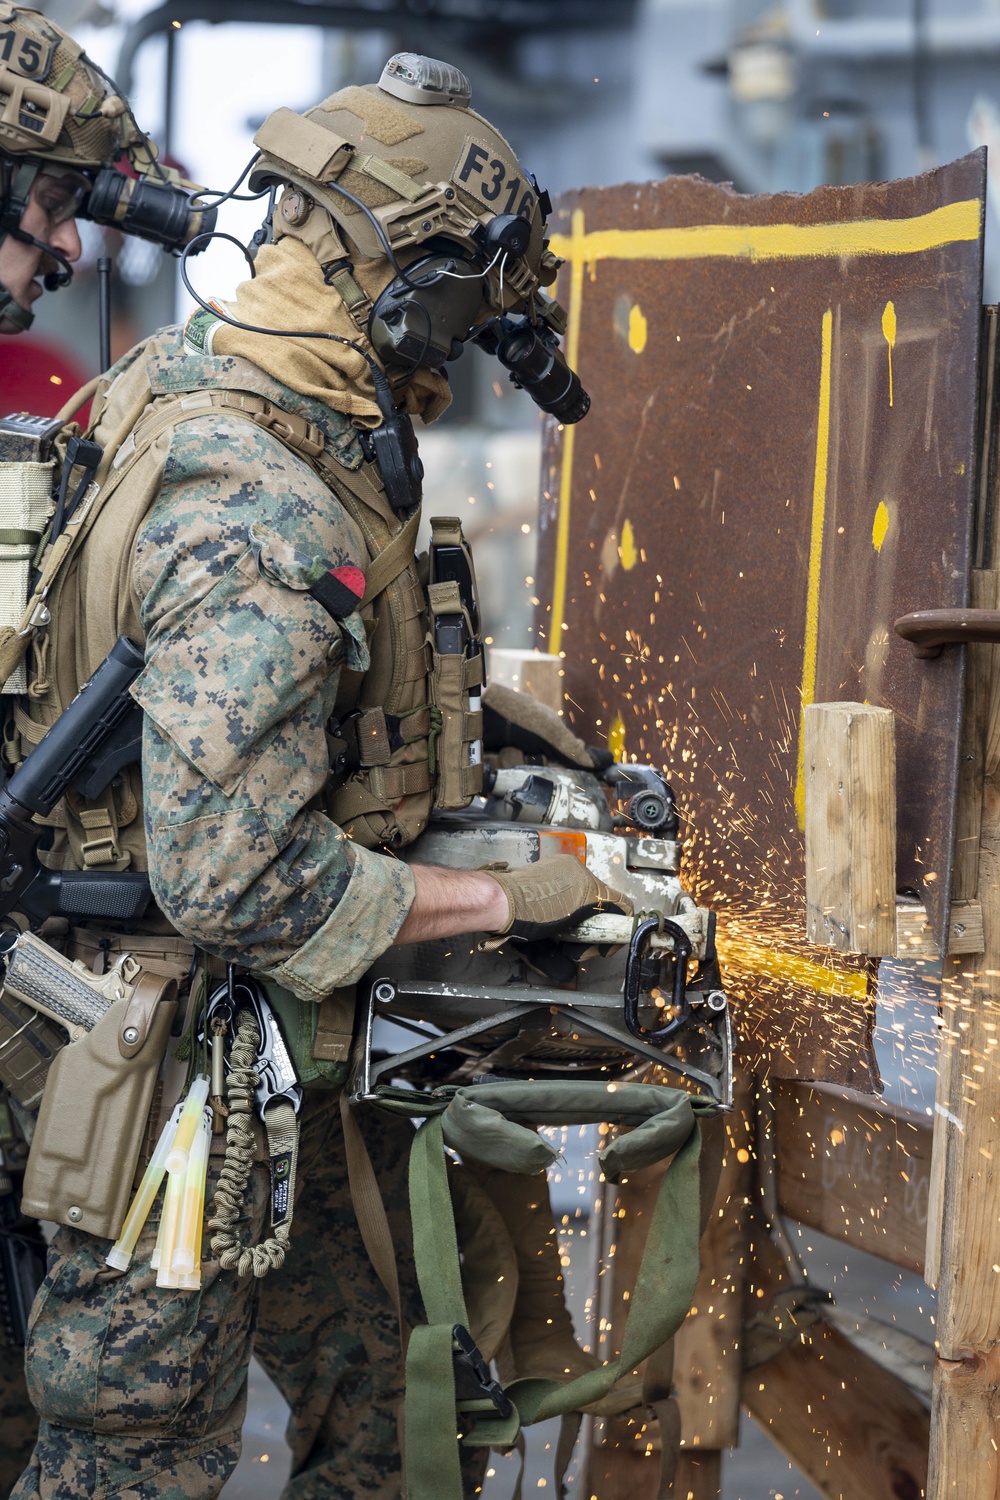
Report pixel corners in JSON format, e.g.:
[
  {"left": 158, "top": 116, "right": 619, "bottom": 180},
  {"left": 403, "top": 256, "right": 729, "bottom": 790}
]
[
  {"left": 82, "top": 166, "right": 216, "bottom": 255},
  {"left": 476, "top": 314, "right": 590, "bottom": 426}
]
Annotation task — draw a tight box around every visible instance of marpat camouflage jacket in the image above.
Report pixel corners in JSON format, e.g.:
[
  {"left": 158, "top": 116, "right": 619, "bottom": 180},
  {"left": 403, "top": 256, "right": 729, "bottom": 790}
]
[{"left": 122, "top": 328, "right": 416, "bottom": 999}]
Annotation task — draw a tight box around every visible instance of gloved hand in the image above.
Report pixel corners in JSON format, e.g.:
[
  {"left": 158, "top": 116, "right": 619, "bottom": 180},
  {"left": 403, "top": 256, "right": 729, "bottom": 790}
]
[{"left": 482, "top": 854, "right": 633, "bottom": 947}]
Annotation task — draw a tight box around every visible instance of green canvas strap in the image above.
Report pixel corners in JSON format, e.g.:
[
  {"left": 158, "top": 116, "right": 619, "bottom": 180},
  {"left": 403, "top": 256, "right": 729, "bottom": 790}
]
[
  {"left": 393, "top": 1080, "right": 716, "bottom": 1500},
  {"left": 405, "top": 1115, "right": 519, "bottom": 1500}
]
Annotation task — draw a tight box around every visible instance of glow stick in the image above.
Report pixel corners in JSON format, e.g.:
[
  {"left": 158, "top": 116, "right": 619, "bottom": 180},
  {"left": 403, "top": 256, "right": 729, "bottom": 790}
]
[
  {"left": 164, "top": 1074, "right": 210, "bottom": 1174},
  {"left": 155, "top": 1159, "right": 185, "bottom": 1288},
  {"left": 171, "top": 1108, "right": 211, "bottom": 1276},
  {"left": 105, "top": 1102, "right": 183, "bottom": 1271}
]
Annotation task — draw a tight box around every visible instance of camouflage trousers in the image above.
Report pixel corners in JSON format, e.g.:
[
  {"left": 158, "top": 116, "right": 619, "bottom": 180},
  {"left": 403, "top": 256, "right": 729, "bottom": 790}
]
[
  {"left": 11, "top": 1090, "right": 480, "bottom": 1500},
  {"left": 1, "top": 1335, "right": 36, "bottom": 1497}
]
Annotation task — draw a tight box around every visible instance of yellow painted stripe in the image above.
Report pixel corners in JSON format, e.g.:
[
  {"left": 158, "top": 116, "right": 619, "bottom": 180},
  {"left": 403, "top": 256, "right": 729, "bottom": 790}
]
[
  {"left": 721, "top": 937, "right": 870, "bottom": 1002},
  {"left": 795, "top": 309, "right": 834, "bottom": 831},
  {"left": 550, "top": 207, "right": 586, "bottom": 647},
  {"left": 549, "top": 197, "right": 979, "bottom": 266}
]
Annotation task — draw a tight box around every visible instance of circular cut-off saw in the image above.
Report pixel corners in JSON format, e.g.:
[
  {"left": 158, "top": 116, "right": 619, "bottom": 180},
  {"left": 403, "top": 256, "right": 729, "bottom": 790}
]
[{"left": 349, "top": 762, "right": 732, "bottom": 1108}]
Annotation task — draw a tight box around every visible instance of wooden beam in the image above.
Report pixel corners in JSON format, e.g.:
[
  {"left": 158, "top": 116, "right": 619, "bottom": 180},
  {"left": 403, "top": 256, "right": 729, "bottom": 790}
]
[
  {"left": 929, "top": 1343, "right": 1000, "bottom": 1498},
  {"left": 804, "top": 702, "right": 897, "bottom": 957},
  {"left": 743, "top": 1220, "right": 929, "bottom": 1500},
  {"left": 486, "top": 648, "right": 563, "bottom": 711},
  {"left": 773, "top": 1080, "right": 932, "bottom": 1275},
  {"left": 588, "top": 1159, "right": 665, "bottom": 1500},
  {"left": 588, "top": 1109, "right": 734, "bottom": 1497},
  {"left": 742, "top": 1316, "right": 929, "bottom": 1500},
  {"left": 896, "top": 898, "right": 984, "bottom": 957}
]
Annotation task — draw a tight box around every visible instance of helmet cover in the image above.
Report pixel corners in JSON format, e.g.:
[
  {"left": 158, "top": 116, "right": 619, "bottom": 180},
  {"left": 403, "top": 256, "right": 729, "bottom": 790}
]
[
  {"left": 0, "top": 2, "right": 131, "bottom": 170},
  {"left": 250, "top": 53, "right": 559, "bottom": 315}
]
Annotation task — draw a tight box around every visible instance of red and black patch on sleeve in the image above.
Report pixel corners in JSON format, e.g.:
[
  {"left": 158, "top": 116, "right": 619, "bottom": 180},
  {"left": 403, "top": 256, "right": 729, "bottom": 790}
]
[{"left": 308, "top": 564, "right": 365, "bottom": 620}]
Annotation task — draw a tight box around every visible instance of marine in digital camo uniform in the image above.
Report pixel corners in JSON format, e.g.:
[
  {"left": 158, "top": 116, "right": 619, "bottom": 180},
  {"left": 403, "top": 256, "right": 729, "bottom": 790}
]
[
  {"left": 8, "top": 51, "right": 626, "bottom": 1499},
  {"left": 0, "top": 7, "right": 156, "bottom": 1487}
]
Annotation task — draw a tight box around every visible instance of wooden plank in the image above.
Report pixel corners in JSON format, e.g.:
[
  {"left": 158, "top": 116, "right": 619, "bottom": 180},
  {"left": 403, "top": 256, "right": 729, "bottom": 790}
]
[
  {"left": 742, "top": 1315, "right": 930, "bottom": 1500},
  {"left": 486, "top": 648, "right": 563, "bottom": 711},
  {"left": 896, "top": 898, "right": 985, "bottom": 957},
  {"left": 743, "top": 1220, "right": 929, "bottom": 1500},
  {"left": 589, "top": 1109, "right": 735, "bottom": 1497},
  {"left": 804, "top": 702, "right": 897, "bottom": 957},
  {"left": 774, "top": 1080, "right": 931, "bottom": 1275},
  {"left": 589, "top": 1413, "right": 662, "bottom": 1498},
  {"left": 673, "top": 1078, "right": 753, "bottom": 1448}
]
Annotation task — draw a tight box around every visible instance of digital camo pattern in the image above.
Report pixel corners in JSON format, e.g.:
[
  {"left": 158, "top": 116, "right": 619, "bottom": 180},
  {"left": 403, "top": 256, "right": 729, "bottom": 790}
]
[
  {"left": 0, "top": 1337, "right": 36, "bottom": 1496},
  {"left": 13, "top": 1092, "right": 487, "bottom": 1499},
  {"left": 132, "top": 401, "right": 415, "bottom": 999}
]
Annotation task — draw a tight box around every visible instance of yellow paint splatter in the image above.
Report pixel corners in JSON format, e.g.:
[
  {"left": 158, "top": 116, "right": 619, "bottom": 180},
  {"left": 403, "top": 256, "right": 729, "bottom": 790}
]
[
  {"left": 881, "top": 300, "right": 896, "bottom": 407},
  {"left": 608, "top": 713, "right": 626, "bottom": 761},
  {"left": 872, "top": 500, "right": 889, "bottom": 553},
  {"left": 627, "top": 303, "right": 647, "bottom": 354},
  {"left": 619, "top": 518, "right": 638, "bottom": 570}
]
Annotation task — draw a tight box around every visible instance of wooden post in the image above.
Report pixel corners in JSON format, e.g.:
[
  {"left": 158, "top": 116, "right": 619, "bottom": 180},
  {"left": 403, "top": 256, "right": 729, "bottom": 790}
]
[
  {"left": 804, "top": 702, "right": 897, "bottom": 957},
  {"left": 925, "top": 566, "right": 1000, "bottom": 1499},
  {"left": 486, "top": 647, "right": 563, "bottom": 712},
  {"left": 674, "top": 1451, "right": 723, "bottom": 1499}
]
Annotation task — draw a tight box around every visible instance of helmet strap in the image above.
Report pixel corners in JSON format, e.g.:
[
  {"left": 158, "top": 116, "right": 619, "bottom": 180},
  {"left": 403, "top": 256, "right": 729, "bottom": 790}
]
[
  {"left": 0, "top": 158, "right": 41, "bottom": 327},
  {"left": 0, "top": 158, "right": 38, "bottom": 235}
]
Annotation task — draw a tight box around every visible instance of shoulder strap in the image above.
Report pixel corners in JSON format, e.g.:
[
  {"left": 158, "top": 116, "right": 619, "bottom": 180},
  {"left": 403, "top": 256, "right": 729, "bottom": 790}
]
[{"left": 361, "top": 509, "right": 421, "bottom": 606}]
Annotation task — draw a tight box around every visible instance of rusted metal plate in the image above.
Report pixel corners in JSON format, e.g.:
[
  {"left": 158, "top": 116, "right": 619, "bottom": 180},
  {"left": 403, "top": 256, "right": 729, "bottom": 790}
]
[{"left": 538, "top": 154, "right": 985, "bottom": 1087}]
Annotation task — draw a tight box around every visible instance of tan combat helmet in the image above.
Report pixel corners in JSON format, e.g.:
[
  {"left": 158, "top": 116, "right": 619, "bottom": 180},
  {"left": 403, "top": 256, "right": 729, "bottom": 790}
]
[
  {"left": 0, "top": 2, "right": 133, "bottom": 171},
  {"left": 250, "top": 53, "right": 588, "bottom": 422},
  {"left": 0, "top": 3, "right": 214, "bottom": 332},
  {"left": 0, "top": 2, "right": 133, "bottom": 329},
  {"left": 250, "top": 51, "right": 561, "bottom": 322}
]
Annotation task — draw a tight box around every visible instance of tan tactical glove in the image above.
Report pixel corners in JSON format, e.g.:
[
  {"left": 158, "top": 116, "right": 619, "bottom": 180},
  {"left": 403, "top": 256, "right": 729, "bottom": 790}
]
[{"left": 482, "top": 854, "right": 633, "bottom": 948}]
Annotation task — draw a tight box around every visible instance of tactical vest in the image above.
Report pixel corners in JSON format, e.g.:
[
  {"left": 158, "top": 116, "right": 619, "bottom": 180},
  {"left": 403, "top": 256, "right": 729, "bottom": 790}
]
[{"left": 0, "top": 331, "right": 484, "bottom": 881}]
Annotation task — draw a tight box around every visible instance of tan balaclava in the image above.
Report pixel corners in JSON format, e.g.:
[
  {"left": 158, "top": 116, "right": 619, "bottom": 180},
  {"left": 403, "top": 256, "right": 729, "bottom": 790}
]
[{"left": 208, "top": 235, "right": 452, "bottom": 427}]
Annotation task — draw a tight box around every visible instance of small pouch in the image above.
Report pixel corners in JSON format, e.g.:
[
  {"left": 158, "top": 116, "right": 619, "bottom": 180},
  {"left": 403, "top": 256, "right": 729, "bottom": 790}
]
[
  {"left": 426, "top": 580, "right": 484, "bottom": 812},
  {"left": 425, "top": 516, "right": 485, "bottom": 813},
  {"left": 21, "top": 963, "right": 177, "bottom": 1238},
  {"left": 0, "top": 448, "right": 56, "bottom": 693}
]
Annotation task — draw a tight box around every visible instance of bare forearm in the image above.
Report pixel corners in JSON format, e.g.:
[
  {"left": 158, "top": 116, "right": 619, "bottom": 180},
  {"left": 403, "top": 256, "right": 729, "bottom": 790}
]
[{"left": 392, "top": 863, "right": 510, "bottom": 945}]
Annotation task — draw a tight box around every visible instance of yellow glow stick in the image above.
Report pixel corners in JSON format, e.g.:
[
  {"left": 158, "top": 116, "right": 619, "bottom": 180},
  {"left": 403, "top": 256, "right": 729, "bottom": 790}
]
[
  {"left": 171, "top": 1108, "right": 211, "bottom": 1277},
  {"left": 164, "top": 1074, "right": 211, "bottom": 1174},
  {"left": 105, "top": 1102, "right": 183, "bottom": 1272},
  {"left": 155, "top": 1160, "right": 185, "bottom": 1288}
]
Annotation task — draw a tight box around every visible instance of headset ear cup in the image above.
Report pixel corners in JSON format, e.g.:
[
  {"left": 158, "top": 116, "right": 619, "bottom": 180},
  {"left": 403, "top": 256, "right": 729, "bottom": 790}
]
[{"left": 368, "top": 249, "right": 486, "bottom": 371}]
